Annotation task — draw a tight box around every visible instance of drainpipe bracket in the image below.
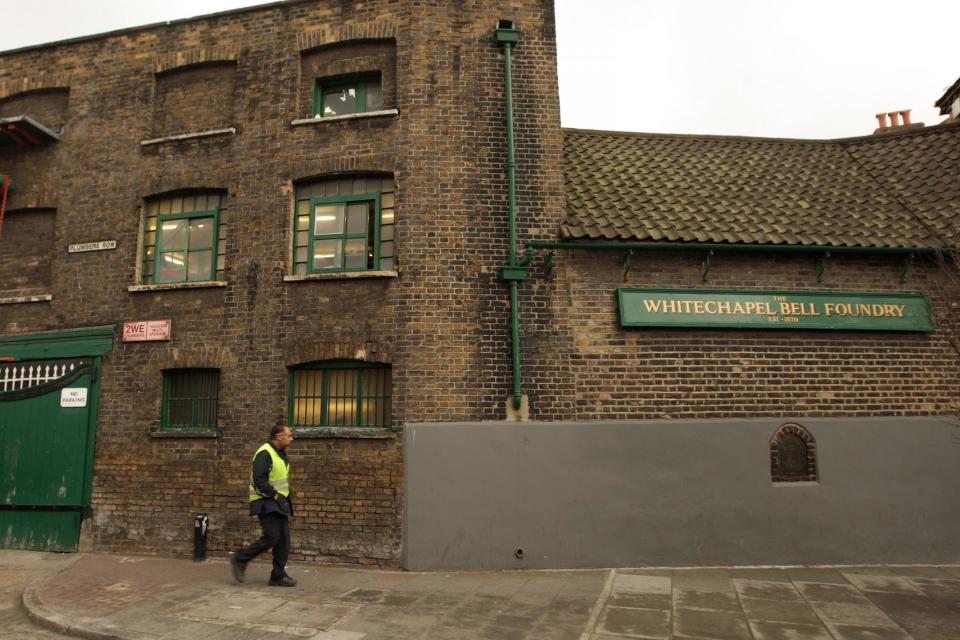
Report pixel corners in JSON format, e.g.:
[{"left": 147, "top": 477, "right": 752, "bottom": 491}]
[
  {"left": 505, "top": 393, "right": 529, "bottom": 421},
  {"left": 517, "top": 244, "right": 536, "bottom": 267},
  {"left": 700, "top": 249, "right": 714, "bottom": 282},
  {"left": 500, "top": 265, "right": 529, "bottom": 281},
  {"left": 899, "top": 252, "right": 915, "bottom": 284},
  {"left": 816, "top": 251, "right": 831, "bottom": 284},
  {"left": 544, "top": 250, "right": 556, "bottom": 280},
  {"left": 495, "top": 28, "right": 520, "bottom": 47}
]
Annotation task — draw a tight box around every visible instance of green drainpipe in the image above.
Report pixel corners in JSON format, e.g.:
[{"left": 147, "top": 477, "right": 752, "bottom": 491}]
[{"left": 496, "top": 22, "right": 525, "bottom": 412}]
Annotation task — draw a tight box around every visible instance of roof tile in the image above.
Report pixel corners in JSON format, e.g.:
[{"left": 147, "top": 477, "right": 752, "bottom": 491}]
[{"left": 562, "top": 124, "right": 960, "bottom": 248}]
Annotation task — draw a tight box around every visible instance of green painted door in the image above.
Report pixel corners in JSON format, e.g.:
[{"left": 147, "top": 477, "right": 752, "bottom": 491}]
[{"left": 0, "top": 359, "right": 98, "bottom": 551}]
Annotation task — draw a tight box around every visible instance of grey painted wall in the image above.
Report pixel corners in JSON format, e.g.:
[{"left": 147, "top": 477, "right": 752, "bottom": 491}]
[{"left": 403, "top": 417, "right": 960, "bottom": 571}]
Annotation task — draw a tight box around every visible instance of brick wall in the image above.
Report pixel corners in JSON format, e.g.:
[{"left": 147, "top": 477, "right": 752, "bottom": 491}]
[
  {"left": 3, "top": 0, "right": 954, "bottom": 566},
  {"left": 153, "top": 63, "right": 238, "bottom": 136},
  {"left": 0, "top": 88, "right": 69, "bottom": 128},
  {"left": 0, "top": 209, "right": 56, "bottom": 293},
  {"left": 299, "top": 41, "right": 397, "bottom": 117},
  {"left": 537, "top": 250, "right": 960, "bottom": 419},
  {"left": 0, "top": 0, "right": 563, "bottom": 565}
]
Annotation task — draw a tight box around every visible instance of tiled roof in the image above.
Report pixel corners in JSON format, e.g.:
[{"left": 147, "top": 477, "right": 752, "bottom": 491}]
[{"left": 562, "top": 123, "right": 960, "bottom": 248}]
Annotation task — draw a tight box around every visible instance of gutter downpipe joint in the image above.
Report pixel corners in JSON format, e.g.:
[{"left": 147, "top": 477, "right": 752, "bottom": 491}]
[{"left": 495, "top": 21, "right": 527, "bottom": 417}]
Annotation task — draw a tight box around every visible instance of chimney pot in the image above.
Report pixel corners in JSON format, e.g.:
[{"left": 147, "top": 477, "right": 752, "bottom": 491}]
[
  {"left": 900, "top": 109, "right": 911, "bottom": 125},
  {"left": 875, "top": 113, "right": 888, "bottom": 129},
  {"left": 888, "top": 111, "right": 901, "bottom": 127}
]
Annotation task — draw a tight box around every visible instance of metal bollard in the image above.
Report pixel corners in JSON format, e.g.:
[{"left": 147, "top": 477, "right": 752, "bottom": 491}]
[{"left": 193, "top": 513, "right": 209, "bottom": 562}]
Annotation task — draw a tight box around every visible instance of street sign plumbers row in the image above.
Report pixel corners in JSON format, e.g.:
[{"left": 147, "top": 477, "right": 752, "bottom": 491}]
[{"left": 68, "top": 240, "right": 117, "bottom": 253}]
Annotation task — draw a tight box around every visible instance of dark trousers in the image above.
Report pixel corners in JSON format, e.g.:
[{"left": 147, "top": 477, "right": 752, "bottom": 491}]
[{"left": 234, "top": 512, "right": 289, "bottom": 580}]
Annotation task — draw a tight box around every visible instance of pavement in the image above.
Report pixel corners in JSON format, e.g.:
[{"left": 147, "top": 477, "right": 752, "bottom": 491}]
[{"left": 4, "top": 551, "right": 960, "bottom": 640}]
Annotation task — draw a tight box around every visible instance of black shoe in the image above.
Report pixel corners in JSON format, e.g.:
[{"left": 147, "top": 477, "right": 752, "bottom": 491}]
[
  {"left": 229, "top": 553, "right": 246, "bottom": 583},
  {"left": 268, "top": 575, "right": 297, "bottom": 587}
]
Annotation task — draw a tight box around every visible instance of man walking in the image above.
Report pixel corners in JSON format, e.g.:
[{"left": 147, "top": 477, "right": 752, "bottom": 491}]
[{"left": 230, "top": 424, "right": 296, "bottom": 587}]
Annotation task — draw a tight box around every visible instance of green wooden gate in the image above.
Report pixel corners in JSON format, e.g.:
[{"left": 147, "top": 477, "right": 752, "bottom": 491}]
[{"left": 0, "top": 327, "right": 113, "bottom": 552}]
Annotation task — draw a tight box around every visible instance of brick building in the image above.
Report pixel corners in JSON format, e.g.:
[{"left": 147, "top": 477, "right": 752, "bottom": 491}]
[{"left": 1, "top": 0, "right": 959, "bottom": 570}]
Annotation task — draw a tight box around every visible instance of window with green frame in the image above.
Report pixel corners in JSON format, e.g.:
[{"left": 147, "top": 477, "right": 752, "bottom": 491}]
[
  {"left": 313, "top": 74, "right": 382, "bottom": 117},
  {"left": 289, "top": 362, "right": 391, "bottom": 428},
  {"left": 142, "top": 192, "right": 226, "bottom": 284},
  {"left": 293, "top": 175, "right": 395, "bottom": 274},
  {"left": 161, "top": 369, "right": 219, "bottom": 431}
]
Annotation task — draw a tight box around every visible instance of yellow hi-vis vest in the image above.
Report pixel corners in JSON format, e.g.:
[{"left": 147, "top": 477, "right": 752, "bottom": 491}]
[{"left": 248, "top": 443, "right": 290, "bottom": 501}]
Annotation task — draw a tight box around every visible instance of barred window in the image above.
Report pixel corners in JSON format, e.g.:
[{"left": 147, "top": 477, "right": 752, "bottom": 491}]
[
  {"left": 770, "top": 423, "right": 817, "bottom": 483},
  {"left": 289, "top": 362, "right": 391, "bottom": 428},
  {"left": 161, "top": 369, "right": 219, "bottom": 431}
]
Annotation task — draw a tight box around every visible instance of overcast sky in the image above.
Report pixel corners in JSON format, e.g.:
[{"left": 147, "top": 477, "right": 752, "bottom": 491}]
[{"left": 2, "top": 0, "right": 957, "bottom": 139}]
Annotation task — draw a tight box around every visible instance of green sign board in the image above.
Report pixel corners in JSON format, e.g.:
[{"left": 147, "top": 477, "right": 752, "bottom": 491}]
[{"left": 618, "top": 288, "right": 934, "bottom": 332}]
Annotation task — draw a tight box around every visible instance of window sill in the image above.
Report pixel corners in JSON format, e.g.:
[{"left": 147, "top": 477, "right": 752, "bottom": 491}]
[
  {"left": 128, "top": 281, "right": 228, "bottom": 293},
  {"left": 772, "top": 480, "right": 819, "bottom": 487},
  {"left": 290, "top": 109, "right": 399, "bottom": 127},
  {"left": 292, "top": 427, "right": 397, "bottom": 440},
  {"left": 283, "top": 271, "right": 397, "bottom": 282},
  {"left": 140, "top": 127, "right": 236, "bottom": 146},
  {"left": 149, "top": 430, "right": 219, "bottom": 439},
  {"left": 0, "top": 291, "right": 53, "bottom": 305}
]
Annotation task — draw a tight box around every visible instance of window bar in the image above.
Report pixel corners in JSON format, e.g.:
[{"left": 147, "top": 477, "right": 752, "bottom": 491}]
[{"left": 356, "top": 369, "right": 363, "bottom": 426}]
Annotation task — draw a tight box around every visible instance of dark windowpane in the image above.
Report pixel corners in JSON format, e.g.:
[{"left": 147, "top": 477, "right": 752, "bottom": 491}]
[
  {"left": 196, "top": 371, "right": 218, "bottom": 428},
  {"left": 323, "top": 86, "right": 357, "bottom": 116},
  {"left": 778, "top": 435, "right": 808, "bottom": 477},
  {"left": 168, "top": 373, "right": 192, "bottom": 427}
]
